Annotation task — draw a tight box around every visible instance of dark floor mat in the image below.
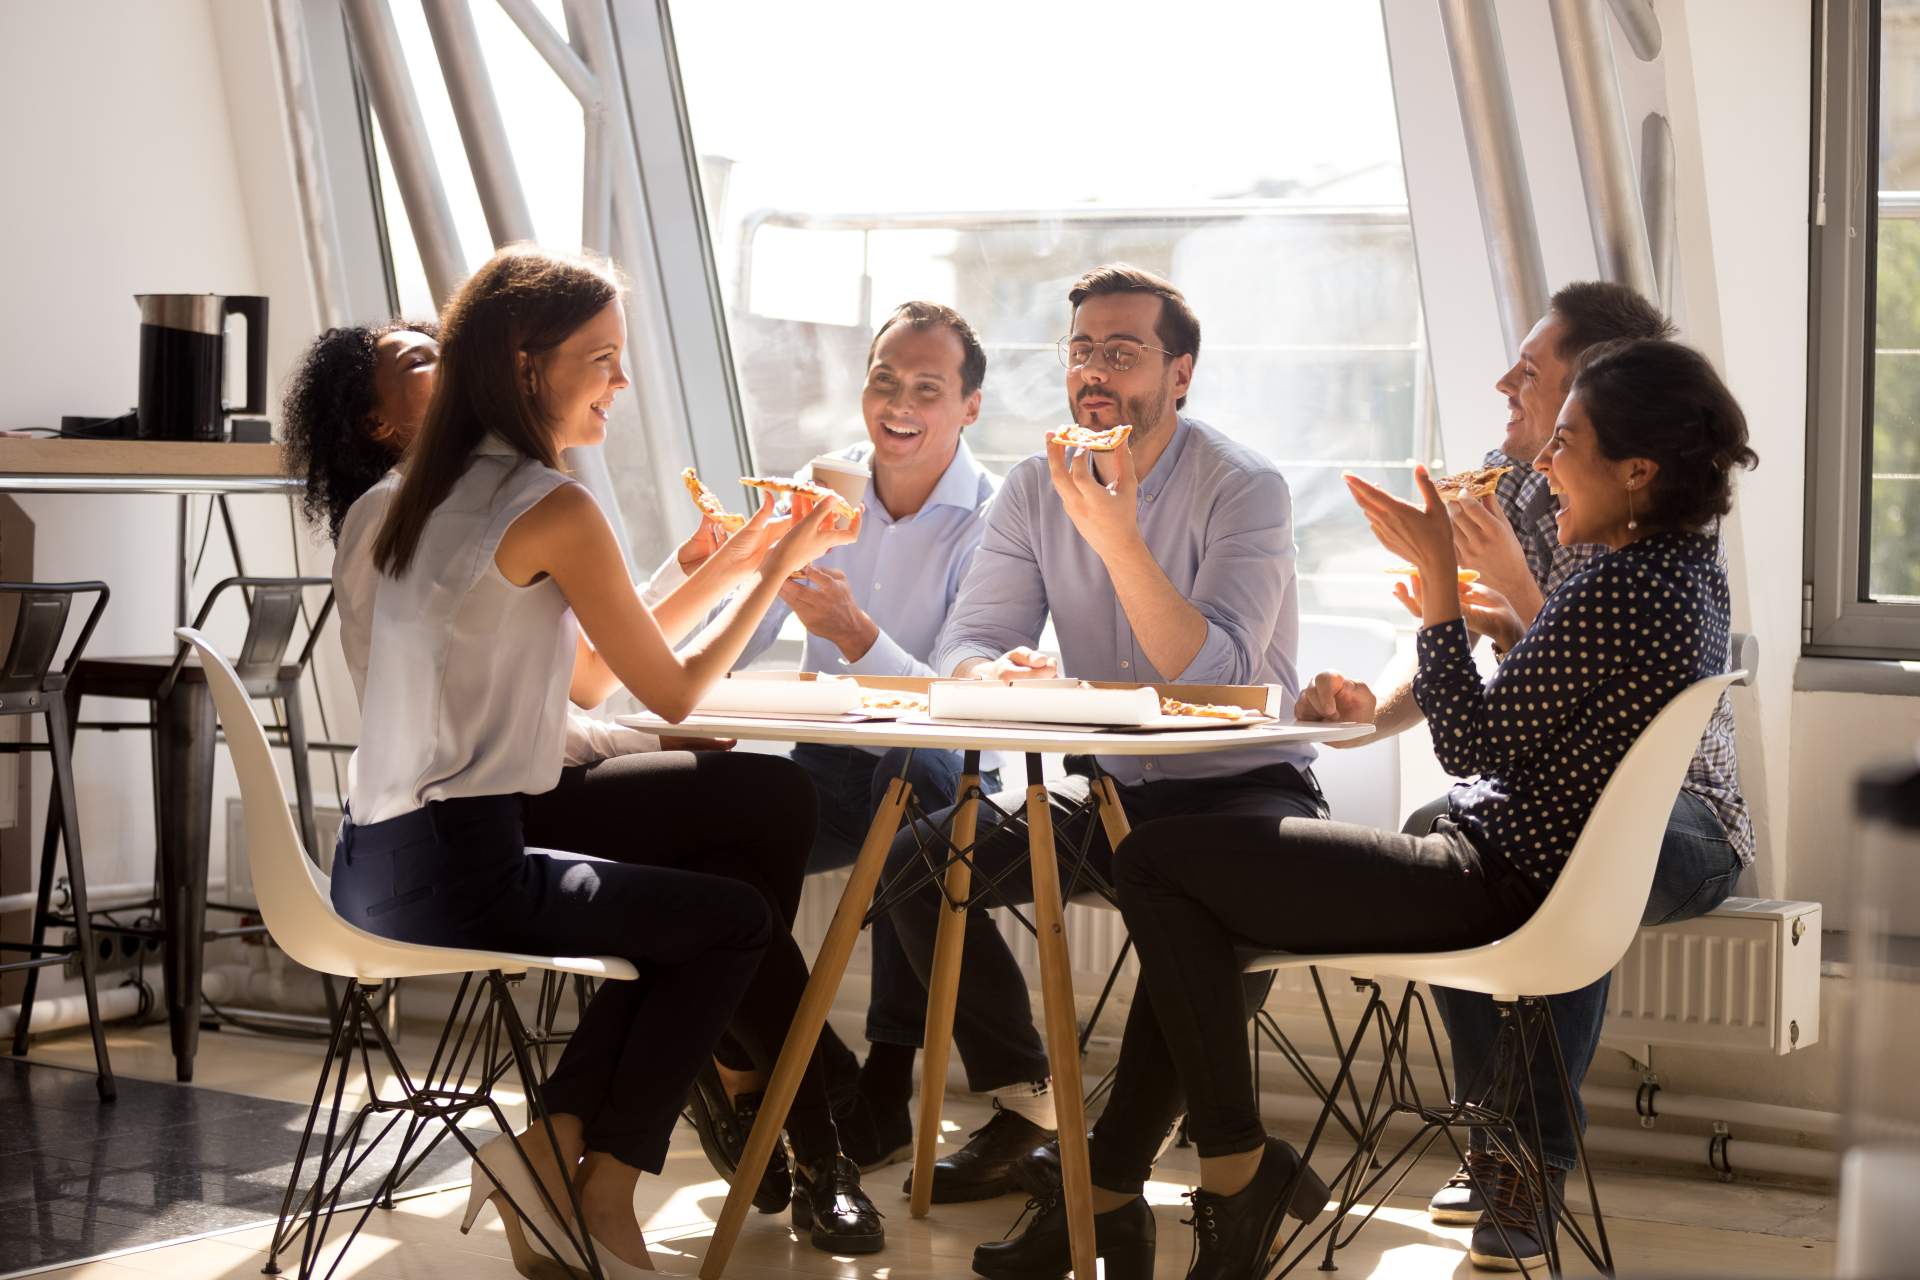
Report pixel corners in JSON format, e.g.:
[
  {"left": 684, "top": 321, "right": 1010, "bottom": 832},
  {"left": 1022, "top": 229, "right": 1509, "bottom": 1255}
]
[{"left": 0, "top": 1057, "right": 489, "bottom": 1277}]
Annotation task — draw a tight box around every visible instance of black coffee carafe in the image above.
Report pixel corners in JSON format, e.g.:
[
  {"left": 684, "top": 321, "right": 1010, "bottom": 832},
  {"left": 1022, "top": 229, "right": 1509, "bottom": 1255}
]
[{"left": 135, "top": 294, "right": 269, "bottom": 440}]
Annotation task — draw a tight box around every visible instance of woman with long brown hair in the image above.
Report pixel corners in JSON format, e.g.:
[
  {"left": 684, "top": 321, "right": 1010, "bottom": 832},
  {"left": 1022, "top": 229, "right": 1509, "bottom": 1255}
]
[{"left": 336, "top": 245, "right": 861, "bottom": 1276}]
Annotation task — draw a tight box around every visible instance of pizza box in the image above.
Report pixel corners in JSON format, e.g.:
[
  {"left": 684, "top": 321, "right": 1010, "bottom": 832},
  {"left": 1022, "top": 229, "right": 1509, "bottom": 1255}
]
[{"left": 691, "top": 671, "right": 863, "bottom": 717}]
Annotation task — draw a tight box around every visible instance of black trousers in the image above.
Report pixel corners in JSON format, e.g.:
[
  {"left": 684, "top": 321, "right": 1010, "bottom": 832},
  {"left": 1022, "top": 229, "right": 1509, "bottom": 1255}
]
[
  {"left": 879, "top": 761, "right": 1322, "bottom": 1178},
  {"left": 331, "top": 794, "right": 771, "bottom": 1174},
  {"left": 519, "top": 749, "right": 848, "bottom": 1165},
  {"left": 1097, "top": 810, "right": 1538, "bottom": 1187}
]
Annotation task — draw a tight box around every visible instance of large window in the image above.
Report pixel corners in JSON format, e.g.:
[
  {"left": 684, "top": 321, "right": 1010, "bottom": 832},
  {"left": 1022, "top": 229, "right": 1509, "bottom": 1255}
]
[
  {"left": 1809, "top": 0, "right": 1920, "bottom": 656},
  {"left": 667, "top": 0, "right": 1438, "bottom": 621}
]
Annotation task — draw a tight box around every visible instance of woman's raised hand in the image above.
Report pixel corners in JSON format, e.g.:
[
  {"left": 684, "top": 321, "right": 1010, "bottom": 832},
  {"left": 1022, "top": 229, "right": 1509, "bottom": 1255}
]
[
  {"left": 707, "top": 494, "right": 793, "bottom": 577},
  {"left": 1346, "top": 466, "right": 1458, "bottom": 578},
  {"left": 767, "top": 499, "right": 862, "bottom": 579}
]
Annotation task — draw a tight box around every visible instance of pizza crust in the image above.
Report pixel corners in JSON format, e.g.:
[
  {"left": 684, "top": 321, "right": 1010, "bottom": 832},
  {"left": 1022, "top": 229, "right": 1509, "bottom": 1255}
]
[
  {"left": 1433, "top": 464, "right": 1512, "bottom": 502},
  {"left": 1160, "top": 697, "right": 1247, "bottom": 721},
  {"left": 740, "top": 475, "right": 859, "bottom": 520},
  {"left": 681, "top": 467, "right": 748, "bottom": 532},
  {"left": 1047, "top": 423, "right": 1134, "bottom": 452}
]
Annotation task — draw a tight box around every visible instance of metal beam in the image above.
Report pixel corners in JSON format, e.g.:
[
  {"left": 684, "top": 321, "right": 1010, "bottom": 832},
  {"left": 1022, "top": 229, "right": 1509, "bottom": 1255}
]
[
  {"left": 341, "top": 0, "right": 466, "bottom": 304},
  {"left": 1438, "top": 0, "right": 1550, "bottom": 354},
  {"left": 1606, "top": 0, "right": 1662, "bottom": 61},
  {"left": 1549, "top": 0, "right": 1660, "bottom": 301},
  {"left": 421, "top": 0, "right": 536, "bottom": 244},
  {"left": 496, "top": 0, "right": 597, "bottom": 101},
  {"left": 1640, "top": 111, "right": 1676, "bottom": 312}
]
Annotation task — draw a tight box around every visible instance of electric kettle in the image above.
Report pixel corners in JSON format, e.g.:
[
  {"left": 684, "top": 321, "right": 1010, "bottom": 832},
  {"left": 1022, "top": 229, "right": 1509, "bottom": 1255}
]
[{"left": 135, "top": 293, "right": 269, "bottom": 440}]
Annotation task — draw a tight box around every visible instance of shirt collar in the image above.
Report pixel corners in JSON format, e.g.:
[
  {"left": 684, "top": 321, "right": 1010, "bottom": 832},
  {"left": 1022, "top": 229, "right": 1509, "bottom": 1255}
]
[
  {"left": 1135, "top": 416, "right": 1193, "bottom": 500},
  {"left": 924, "top": 439, "right": 990, "bottom": 513},
  {"left": 474, "top": 433, "right": 520, "bottom": 458}
]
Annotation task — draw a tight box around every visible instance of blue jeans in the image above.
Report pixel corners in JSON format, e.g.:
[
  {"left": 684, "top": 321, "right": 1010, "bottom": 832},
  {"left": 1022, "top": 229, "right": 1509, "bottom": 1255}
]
[
  {"left": 1422, "top": 790, "right": 1742, "bottom": 1170},
  {"left": 788, "top": 742, "right": 991, "bottom": 1047}
]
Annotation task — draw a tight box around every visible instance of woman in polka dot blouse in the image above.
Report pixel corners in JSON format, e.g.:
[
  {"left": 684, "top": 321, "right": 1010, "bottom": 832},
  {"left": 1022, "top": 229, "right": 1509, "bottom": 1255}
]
[{"left": 1065, "top": 339, "right": 1758, "bottom": 1279}]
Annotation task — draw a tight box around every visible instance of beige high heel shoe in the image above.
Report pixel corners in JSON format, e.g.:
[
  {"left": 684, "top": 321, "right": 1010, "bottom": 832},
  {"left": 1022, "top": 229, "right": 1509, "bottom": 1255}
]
[{"left": 459, "top": 1132, "right": 590, "bottom": 1280}]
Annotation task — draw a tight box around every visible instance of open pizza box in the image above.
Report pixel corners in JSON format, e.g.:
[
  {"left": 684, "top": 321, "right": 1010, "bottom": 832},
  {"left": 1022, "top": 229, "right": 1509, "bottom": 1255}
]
[{"left": 923, "top": 677, "right": 1278, "bottom": 731}]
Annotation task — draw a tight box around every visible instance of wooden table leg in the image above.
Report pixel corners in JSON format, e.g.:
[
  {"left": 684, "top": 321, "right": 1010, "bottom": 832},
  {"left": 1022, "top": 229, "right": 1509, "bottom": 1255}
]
[
  {"left": 1023, "top": 754, "right": 1097, "bottom": 1280},
  {"left": 699, "top": 776, "right": 913, "bottom": 1280},
  {"left": 909, "top": 751, "right": 981, "bottom": 1219}
]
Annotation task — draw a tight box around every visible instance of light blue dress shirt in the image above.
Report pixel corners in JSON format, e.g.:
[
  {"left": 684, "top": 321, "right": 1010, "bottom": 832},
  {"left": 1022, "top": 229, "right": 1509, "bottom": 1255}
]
[{"left": 933, "top": 416, "right": 1312, "bottom": 784}]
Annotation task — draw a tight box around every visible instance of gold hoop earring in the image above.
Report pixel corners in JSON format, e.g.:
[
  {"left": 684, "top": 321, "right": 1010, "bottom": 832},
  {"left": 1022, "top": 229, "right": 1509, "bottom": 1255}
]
[{"left": 1626, "top": 481, "right": 1639, "bottom": 532}]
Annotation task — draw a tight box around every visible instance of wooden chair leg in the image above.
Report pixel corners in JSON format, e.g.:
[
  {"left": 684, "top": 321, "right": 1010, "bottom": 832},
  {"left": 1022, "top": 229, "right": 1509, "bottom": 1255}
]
[
  {"left": 699, "top": 776, "right": 913, "bottom": 1280},
  {"left": 1025, "top": 756, "right": 1096, "bottom": 1280},
  {"left": 910, "top": 758, "right": 981, "bottom": 1219}
]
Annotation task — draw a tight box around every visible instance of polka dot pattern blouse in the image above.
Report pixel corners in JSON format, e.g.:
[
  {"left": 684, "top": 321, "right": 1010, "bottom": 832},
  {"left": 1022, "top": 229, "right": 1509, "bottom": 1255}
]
[{"left": 1412, "top": 530, "right": 1732, "bottom": 903}]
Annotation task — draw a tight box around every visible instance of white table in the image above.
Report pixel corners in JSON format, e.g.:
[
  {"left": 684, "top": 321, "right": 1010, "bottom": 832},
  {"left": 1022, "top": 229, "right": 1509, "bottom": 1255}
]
[{"left": 624, "top": 713, "right": 1371, "bottom": 1279}]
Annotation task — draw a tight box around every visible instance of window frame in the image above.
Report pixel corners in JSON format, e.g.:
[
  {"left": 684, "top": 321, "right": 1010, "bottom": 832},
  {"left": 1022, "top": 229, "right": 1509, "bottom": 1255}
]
[{"left": 1807, "top": 0, "right": 1920, "bottom": 658}]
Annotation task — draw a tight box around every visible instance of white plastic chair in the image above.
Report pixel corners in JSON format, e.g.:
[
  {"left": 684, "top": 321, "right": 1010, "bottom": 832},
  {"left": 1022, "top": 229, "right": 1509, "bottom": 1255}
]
[
  {"left": 179, "top": 628, "right": 634, "bottom": 1279},
  {"left": 1242, "top": 669, "right": 1745, "bottom": 1279}
]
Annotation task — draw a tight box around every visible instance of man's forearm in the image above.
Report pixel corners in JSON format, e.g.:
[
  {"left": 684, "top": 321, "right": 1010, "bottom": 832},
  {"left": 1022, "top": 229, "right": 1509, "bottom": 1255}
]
[{"left": 1102, "top": 536, "right": 1208, "bottom": 678}]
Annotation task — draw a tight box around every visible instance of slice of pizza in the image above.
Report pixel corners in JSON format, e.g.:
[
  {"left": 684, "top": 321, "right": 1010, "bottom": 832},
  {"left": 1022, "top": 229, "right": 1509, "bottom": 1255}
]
[
  {"left": 1432, "top": 464, "right": 1513, "bottom": 502},
  {"left": 739, "top": 475, "right": 859, "bottom": 521},
  {"left": 681, "top": 467, "right": 748, "bottom": 533},
  {"left": 860, "top": 690, "right": 929, "bottom": 713},
  {"left": 1161, "top": 697, "right": 1249, "bottom": 721},
  {"left": 1384, "top": 565, "right": 1482, "bottom": 585},
  {"left": 1047, "top": 423, "right": 1133, "bottom": 452}
]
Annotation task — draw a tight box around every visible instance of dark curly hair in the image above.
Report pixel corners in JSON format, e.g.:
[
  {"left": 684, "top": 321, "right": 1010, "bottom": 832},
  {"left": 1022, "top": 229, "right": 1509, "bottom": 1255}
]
[
  {"left": 1569, "top": 338, "right": 1759, "bottom": 533},
  {"left": 281, "top": 320, "right": 437, "bottom": 542}
]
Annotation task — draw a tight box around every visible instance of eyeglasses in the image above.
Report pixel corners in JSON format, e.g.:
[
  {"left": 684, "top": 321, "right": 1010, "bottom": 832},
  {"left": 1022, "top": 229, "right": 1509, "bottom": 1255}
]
[{"left": 1056, "top": 336, "right": 1175, "bottom": 373}]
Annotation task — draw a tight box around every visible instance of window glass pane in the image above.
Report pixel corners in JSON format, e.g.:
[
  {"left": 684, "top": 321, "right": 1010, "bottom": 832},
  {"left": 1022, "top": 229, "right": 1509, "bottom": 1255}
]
[
  {"left": 670, "top": 0, "right": 1433, "bottom": 622},
  {"left": 1872, "top": 0, "right": 1920, "bottom": 601}
]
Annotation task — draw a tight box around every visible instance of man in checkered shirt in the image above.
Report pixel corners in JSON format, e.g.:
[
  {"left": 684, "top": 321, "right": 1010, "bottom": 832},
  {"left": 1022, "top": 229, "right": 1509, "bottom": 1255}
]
[{"left": 1298, "top": 281, "right": 1752, "bottom": 1271}]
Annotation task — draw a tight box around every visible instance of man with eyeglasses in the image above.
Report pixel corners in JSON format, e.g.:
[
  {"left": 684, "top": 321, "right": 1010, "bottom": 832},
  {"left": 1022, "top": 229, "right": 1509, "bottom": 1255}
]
[{"left": 860, "top": 265, "right": 1324, "bottom": 1260}]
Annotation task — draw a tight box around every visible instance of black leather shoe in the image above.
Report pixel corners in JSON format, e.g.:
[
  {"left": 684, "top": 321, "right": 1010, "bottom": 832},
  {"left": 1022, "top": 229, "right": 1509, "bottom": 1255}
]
[
  {"left": 903, "top": 1104, "right": 1053, "bottom": 1204},
  {"left": 1010, "top": 1137, "right": 1061, "bottom": 1199},
  {"left": 835, "top": 1091, "right": 914, "bottom": 1173},
  {"left": 1181, "top": 1136, "right": 1329, "bottom": 1280},
  {"left": 792, "top": 1155, "right": 885, "bottom": 1254},
  {"left": 684, "top": 1063, "right": 790, "bottom": 1214},
  {"left": 972, "top": 1189, "right": 1155, "bottom": 1280}
]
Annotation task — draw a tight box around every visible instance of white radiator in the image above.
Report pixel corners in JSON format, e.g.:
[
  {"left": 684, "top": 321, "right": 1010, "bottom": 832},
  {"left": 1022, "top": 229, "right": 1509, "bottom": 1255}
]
[{"left": 1602, "top": 898, "right": 1822, "bottom": 1055}]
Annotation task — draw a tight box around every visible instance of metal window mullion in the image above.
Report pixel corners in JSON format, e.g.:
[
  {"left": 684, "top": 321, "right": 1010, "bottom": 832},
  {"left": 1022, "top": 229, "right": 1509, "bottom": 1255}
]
[
  {"left": 1548, "top": 0, "right": 1661, "bottom": 302},
  {"left": 1437, "top": 0, "right": 1551, "bottom": 355},
  {"left": 421, "top": 0, "right": 535, "bottom": 245},
  {"left": 341, "top": 0, "right": 466, "bottom": 305}
]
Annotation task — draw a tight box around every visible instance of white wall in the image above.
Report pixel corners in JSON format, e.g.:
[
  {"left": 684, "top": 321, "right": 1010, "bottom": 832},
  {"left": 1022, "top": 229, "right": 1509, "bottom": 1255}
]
[{"left": 0, "top": 1, "right": 329, "bottom": 998}]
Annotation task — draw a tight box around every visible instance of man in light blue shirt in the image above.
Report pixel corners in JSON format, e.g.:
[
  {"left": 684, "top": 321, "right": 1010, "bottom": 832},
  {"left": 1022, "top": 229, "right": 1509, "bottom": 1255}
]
[
  {"left": 664, "top": 302, "right": 998, "bottom": 1171},
  {"left": 870, "top": 266, "right": 1329, "bottom": 1229}
]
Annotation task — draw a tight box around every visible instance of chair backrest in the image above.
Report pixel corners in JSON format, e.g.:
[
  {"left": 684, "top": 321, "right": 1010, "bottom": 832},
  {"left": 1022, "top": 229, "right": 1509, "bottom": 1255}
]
[
  {"left": 1296, "top": 613, "right": 1400, "bottom": 829},
  {"left": 164, "top": 577, "right": 334, "bottom": 698},
  {"left": 0, "top": 581, "right": 108, "bottom": 701},
  {"left": 1451, "top": 669, "right": 1746, "bottom": 997},
  {"left": 178, "top": 626, "right": 365, "bottom": 976}
]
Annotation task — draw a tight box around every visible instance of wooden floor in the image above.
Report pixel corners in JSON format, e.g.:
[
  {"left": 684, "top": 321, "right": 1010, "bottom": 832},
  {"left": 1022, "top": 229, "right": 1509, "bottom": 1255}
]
[{"left": 21, "top": 1020, "right": 1836, "bottom": 1279}]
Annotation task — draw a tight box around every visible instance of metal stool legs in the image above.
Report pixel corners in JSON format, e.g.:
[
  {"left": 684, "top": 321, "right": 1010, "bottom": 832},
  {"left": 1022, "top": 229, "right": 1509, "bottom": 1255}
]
[{"left": 8, "top": 690, "right": 116, "bottom": 1098}]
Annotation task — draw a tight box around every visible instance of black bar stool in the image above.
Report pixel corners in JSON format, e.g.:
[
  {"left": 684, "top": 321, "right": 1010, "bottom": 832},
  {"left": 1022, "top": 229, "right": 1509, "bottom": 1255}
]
[
  {"left": 64, "top": 576, "right": 332, "bottom": 1082},
  {"left": 0, "top": 580, "right": 115, "bottom": 1100}
]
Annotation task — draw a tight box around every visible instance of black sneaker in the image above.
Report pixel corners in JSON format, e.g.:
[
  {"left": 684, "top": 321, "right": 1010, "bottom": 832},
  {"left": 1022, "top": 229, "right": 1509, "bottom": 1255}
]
[
  {"left": 792, "top": 1155, "right": 885, "bottom": 1254},
  {"left": 684, "top": 1063, "right": 790, "bottom": 1214},
  {"left": 903, "top": 1103, "right": 1053, "bottom": 1204},
  {"left": 973, "top": 1188, "right": 1155, "bottom": 1280},
  {"left": 1468, "top": 1158, "right": 1565, "bottom": 1271},
  {"left": 1181, "top": 1136, "right": 1329, "bottom": 1280},
  {"left": 1428, "top": 1150, "right": 1501, "bottom": 1225},
  {"left": 835, "top": 1091, "right": 914, "bottom": 1173}
]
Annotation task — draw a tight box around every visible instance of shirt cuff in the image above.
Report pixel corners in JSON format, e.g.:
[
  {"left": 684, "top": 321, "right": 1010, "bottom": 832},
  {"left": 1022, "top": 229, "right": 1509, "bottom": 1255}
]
[
  {"left": 563, "top": 716, "right": 661, "bottom": 765},
  {"left": 839, "top": 628, "right": 932, "bottom": 677},
  {"left": 1172, "top": 620, "right": 1243, "bottom": 685},
  {"left": 640, "top": 552, "right": 687, "bottom": 608},
  {"left": 933, "top": 643, "right": 999, "bottom": 678}
]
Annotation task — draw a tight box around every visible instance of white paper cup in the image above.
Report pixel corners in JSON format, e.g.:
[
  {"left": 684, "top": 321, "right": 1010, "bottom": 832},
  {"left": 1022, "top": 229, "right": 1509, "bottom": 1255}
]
[{"left": 809, "top": 455, "right": 870, "bottom": 505}]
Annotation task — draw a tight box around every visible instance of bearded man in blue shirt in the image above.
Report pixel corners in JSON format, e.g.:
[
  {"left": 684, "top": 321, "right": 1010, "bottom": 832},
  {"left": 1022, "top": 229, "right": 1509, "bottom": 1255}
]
[{"left": 860, "top": 265, "right": 1328, "bottom": 1233}]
